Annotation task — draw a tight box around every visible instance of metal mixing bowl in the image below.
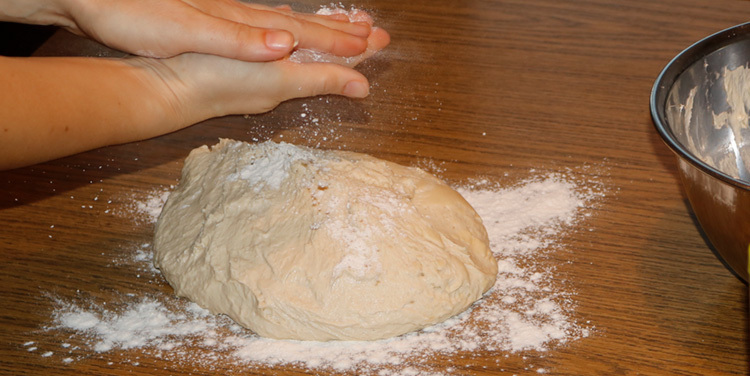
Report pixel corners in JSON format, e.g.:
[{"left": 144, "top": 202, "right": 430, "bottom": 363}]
[{"left": 651, "top": 23, "right": 750, "bottom": 282}]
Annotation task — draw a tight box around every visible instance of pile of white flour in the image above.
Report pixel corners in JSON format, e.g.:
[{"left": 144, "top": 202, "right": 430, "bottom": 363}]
[{"left": 28, "top": 167, "right": 607, "bottom": 375}]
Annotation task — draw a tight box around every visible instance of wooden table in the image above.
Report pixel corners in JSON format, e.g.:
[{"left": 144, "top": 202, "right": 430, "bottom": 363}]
[{"left": 2, "top": 0, "right": 748, "bottom": 374}]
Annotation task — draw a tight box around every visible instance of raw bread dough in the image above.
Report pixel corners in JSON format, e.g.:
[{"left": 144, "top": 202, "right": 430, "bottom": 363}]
[{"left": 153, "top": 140, "right": 497, "bottom": 341}]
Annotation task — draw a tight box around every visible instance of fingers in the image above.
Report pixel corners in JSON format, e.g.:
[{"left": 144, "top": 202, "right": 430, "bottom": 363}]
[
  {"left": 299, "top": 30, "right": 369, "bottom": 58},
  {"left": 159, "top": 53, "right": 372, "bottom": 120},
  {"left": 284, "top": 62, "right": 370, "bottom": 98},
  {"left": 351, "top": 27, "right": 391, "bottom": 66},
  {"left": 272, "top": 10, "right": 373, "bottom": 56},
  {"left": 250, "top": 12, "right": 371, "bottom": 57},
  {"left": 237, "top": 62, "right": 370, "bottom": 114},
  {"left": 187, "top": 4, "right": 382, "bottom": 61},
  {"left": 189, "top": 1, "right": 373, "bottom": 57},
  {"left": 289, "top": 27, "right": 391, "bottom": 68},
  {"left": 168, "top": 13, "right": 297, "bottom": 61},
  {"left": 290, "top": 11, "right": 373, "bottom": 38},
  {"left": 239, "top": 3, "right": 372, "bottom": 37}
]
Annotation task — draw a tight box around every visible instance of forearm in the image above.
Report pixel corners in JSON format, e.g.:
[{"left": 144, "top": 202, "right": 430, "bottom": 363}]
[
  {"left": 0, "top": 56, "right": 180, "bottom": 170},
  {"left": 0, "top": 24, "right": 387, "bottom": 170},
  {"left": 0, "top": 0, "right": 75, "bottom": 26}
]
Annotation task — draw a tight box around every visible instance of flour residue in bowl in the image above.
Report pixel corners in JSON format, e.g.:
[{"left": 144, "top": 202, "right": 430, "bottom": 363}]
[{"left": 710, "top": 65, "right": 750, "bottom": 179}]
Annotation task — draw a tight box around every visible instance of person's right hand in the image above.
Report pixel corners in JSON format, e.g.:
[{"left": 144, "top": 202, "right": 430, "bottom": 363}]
[
  {"left": 60, "top": 0, "right": 375, "bottom": 61},
  {"left": 124, "top": 26, "right": 390, "bottom": 139},
  {"left": 1, "top": 0, "right": 374, "bottom": 61}
]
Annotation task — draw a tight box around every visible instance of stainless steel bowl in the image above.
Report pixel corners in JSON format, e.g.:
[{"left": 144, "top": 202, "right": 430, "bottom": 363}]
[{"left": 651, "top": 23, "right": 750, "bottom": 282}]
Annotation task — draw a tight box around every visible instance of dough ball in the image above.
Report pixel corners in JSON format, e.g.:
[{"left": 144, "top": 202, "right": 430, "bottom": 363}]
[{"left": 154, "top": 140, "right": 497, "bottom": 341}]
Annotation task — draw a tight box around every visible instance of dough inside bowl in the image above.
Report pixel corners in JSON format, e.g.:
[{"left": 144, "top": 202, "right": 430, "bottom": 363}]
[{"left": 153, "top": 139, "right": 497, "bottom": 341}]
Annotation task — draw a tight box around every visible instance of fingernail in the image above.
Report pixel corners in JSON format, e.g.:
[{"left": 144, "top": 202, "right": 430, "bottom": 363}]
[
  {"left": 343, "top": 81, "right": 369, "bottom": 98},
  {"left": 353, "top": 22, "right": 372, "bottom": 36},
  {"left": 265, "top": 31, "right": 295, "bottom": 51}
]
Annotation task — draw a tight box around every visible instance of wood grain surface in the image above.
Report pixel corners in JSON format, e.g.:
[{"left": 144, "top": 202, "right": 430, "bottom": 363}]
[{"left": 2, "top": 0, "right": 749, "bottom": 374}]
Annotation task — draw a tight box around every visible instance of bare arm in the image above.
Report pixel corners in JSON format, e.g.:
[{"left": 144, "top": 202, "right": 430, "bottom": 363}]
[
  {"left": 0, "top": 56, "right": 179, "bottom": 169},
  {"left": 0, "top": 27, "right": 390, "bottom": 170}
]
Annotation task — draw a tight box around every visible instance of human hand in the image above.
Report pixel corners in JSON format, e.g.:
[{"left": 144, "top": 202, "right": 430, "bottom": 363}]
[
  {"left": 127, "top": 26, "right": 389, "bottom": 136},
  {"left": 58, "top": 0, "right": 374, "bottom": 61}
]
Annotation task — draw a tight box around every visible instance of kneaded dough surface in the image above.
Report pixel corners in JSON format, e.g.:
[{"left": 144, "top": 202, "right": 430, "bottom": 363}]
[{"left": 154, "top": 140, "right": 497, "bottom": 341}]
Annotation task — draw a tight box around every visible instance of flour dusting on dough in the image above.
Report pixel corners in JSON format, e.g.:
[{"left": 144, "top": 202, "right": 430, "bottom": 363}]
[{"left": 153, "top": 140, "right": 497, "bottom": 341}]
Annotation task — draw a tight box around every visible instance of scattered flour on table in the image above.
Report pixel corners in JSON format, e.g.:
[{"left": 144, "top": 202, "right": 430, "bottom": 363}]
[
  {"left": 32, "top": 168, "right": 607, "bottom": 374},
  {"left": 136, "top": 191, "right": 169, "bottom": 222},
  {"left": 110, "top": 187, "right": 171, "bottom": 225}
]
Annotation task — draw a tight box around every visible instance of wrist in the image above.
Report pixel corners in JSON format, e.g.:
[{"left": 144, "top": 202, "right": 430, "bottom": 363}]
[
  {"left": 121, "top": 57, "right": 204, "bottom": 137},
  {"left": 130, "top": 55, "right": 232, "bottom": 123}
]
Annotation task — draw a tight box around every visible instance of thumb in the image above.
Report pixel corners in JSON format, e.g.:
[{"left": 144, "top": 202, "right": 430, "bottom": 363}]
[
  {"left": 160, "top": 54, "right": 372, "bottom": 119},
  {"left": 219, "top": 62, "right": 371, "bottom": 116},
  {"left": 274, "top": 62, "right": 371, "bottom": 102}
]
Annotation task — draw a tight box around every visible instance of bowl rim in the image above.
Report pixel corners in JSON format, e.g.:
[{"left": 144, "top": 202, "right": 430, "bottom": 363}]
[{"left": 650, "top": 22, "right": 750, "bottom": 190}]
